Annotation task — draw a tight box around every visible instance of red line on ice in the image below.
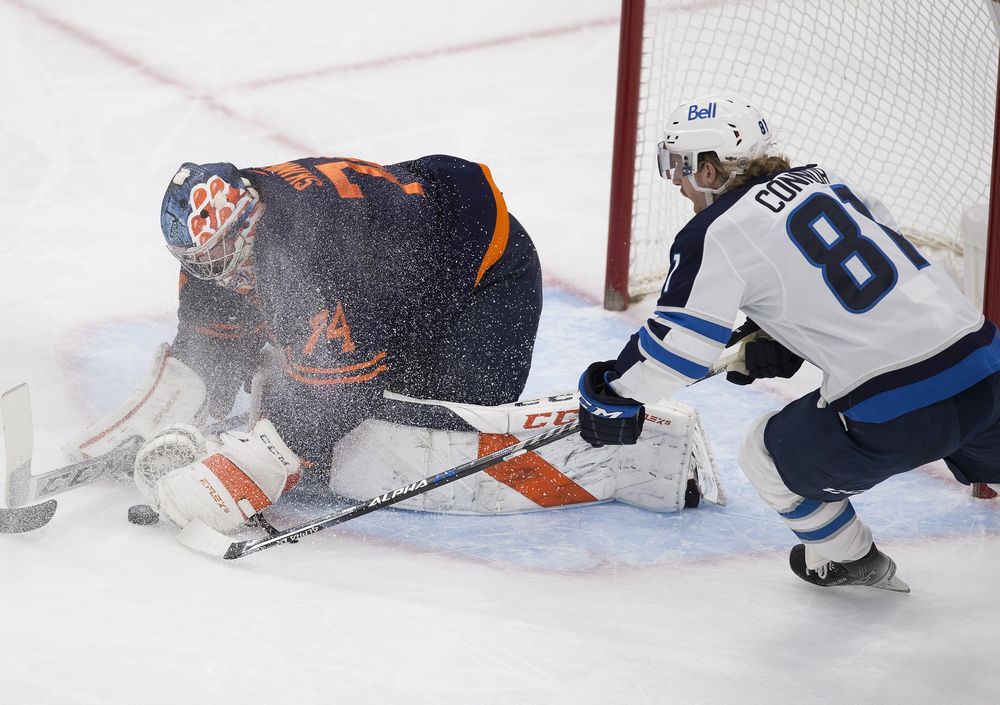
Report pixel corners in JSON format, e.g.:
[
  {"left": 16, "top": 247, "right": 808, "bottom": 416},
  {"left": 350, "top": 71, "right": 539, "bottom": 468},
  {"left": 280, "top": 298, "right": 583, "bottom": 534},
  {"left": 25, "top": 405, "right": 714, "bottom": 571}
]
[
  {"left": 3, "top": 0, "right": 314, "bottom": 154},
  {"left": 236, "top": 16, "right": 619, "bottom": 91}
]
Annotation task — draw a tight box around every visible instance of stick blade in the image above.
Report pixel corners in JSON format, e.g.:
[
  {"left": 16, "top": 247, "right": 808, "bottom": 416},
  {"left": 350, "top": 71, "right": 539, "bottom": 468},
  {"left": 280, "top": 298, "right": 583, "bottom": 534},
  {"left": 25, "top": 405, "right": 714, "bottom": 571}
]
[
  {"left": 0, "top": 500, "right": 57, "bottom": 533},
  {"left": 178, "top": 518, "right": 239, "bottom": 558}
]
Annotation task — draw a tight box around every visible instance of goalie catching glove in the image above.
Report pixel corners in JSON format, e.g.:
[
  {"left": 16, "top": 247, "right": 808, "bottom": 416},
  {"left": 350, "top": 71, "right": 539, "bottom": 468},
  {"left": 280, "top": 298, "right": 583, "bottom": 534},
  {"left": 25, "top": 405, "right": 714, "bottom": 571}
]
[{"left": 151, "top": 419, "right": 301, "bottom": 531}]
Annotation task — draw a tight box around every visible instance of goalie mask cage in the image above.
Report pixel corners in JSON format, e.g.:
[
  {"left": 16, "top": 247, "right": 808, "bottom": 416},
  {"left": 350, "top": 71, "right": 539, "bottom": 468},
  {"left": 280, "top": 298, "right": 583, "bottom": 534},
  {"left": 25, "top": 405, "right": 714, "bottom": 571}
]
[{"left": 604, "top": 0, "right": 1000, "bottom": 499}]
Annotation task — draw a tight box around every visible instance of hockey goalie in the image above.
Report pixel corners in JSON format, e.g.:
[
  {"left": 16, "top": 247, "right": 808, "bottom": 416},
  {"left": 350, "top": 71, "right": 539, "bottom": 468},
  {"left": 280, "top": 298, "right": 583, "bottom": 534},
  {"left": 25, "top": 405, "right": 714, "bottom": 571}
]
[{"left": 63, "top": 157, "right": 722, "bottom": 533}]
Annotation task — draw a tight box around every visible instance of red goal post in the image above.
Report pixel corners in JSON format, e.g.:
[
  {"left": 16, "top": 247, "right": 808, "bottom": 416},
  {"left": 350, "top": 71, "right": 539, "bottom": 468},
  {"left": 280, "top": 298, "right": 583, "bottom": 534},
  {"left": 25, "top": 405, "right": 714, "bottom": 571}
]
[{"left": 604, "top": 0, "right": 1000, "bottom": 498}]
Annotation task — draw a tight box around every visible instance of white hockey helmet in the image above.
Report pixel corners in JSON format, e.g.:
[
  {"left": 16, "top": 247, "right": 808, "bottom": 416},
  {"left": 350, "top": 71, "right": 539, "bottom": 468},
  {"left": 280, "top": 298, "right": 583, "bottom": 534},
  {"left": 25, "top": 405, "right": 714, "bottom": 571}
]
[{"left": 657, "top": 95, "right": 773, "bottom": 200}]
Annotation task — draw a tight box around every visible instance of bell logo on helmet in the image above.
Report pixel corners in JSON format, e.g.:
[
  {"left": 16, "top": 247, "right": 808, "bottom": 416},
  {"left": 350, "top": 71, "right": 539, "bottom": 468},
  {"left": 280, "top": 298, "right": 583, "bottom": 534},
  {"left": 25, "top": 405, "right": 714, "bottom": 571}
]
[
  {"left": 657, "top": 95, "right": 775, "bottom": 207},
  {"left": 687, "top": 102, "right": 717, "bottom": 120}
]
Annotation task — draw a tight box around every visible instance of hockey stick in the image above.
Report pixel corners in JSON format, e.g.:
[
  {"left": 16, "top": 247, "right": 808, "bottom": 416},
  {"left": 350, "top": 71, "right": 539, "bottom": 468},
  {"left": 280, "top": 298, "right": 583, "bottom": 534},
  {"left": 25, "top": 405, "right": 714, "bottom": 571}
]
[
  {"left": 0, "top": 381, "right": 249, "bottom": 531},
  {"left": 178, "top": 421, "right": 583, "bottom": 559},
  {"left": 0, "top": 499, "right": 57, "bottom": 534},
  {"left": 2, "top": 384, "right": 148, "bottom": 513},
  {"left": 0, "top": 385, "right": 57, "bottom": 533},
  {"left": 6, "top": 437, "right": 142, "bottom": 509}
]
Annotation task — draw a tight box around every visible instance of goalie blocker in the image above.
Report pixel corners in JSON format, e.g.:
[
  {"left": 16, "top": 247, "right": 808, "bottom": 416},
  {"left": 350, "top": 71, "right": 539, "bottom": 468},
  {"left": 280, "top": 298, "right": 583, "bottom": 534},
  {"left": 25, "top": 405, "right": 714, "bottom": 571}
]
[
  {"left": 62, "top": 343, "right": 207, "bottom": 463},
  {"left": 327, "top": 391, "right": 723, "bottom": 514}
]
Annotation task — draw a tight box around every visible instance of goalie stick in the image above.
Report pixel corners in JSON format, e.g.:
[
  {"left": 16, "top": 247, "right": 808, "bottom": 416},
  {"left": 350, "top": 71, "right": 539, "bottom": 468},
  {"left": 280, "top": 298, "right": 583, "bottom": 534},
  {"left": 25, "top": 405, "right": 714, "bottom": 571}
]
[
  {"left": 0, "top": 382, "right": 248, "bottom": 532},
  {"left": 7, "top": 438, "right": 143, "bottom": 509},
  {"left": 1, "top": 385, "right": 59, "bottom": 532},
  {"left": 0, "top": 499, "right": 57, "bottom": 534},
  {"left": 179, "top": 345, "right": 752, "bottom": 560}
]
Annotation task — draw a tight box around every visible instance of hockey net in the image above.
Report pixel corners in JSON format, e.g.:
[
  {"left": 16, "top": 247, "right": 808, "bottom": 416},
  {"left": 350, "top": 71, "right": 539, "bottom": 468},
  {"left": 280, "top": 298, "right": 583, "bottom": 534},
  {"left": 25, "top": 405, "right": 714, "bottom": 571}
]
[{"left": 605, "top": 0, "right": 1000, "bottom": 313}]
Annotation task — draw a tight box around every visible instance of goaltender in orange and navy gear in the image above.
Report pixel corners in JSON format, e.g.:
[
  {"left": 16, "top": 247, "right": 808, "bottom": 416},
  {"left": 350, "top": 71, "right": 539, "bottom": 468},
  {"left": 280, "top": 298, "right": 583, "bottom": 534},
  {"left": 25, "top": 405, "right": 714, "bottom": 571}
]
[{"left": 163, "top": 154, "right": 543, "bottom": 468}]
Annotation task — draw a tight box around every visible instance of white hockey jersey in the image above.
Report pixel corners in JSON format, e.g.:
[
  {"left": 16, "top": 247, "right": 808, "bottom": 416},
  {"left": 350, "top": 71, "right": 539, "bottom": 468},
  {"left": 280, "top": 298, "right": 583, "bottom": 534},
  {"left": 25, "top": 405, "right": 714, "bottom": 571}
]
[{"left": 611, "top": 165, "right": 1000, "bottom": 423}]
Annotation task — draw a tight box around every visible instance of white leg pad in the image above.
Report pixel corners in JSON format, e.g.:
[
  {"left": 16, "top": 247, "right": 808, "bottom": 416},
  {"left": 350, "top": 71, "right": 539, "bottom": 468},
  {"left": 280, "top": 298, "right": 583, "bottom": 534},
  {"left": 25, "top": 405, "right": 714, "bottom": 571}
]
[
  {"left": 330, "top": 420, "right": 609, "bottom": 514},
  {"left": 739, "top": 412, "right": 872, "bottom": 568},
  {"left": 328, "top": 398, "right": 721, "bottom": 514},
  {"left": 615, "top": 399, "right": 723, "bottom": 509}
]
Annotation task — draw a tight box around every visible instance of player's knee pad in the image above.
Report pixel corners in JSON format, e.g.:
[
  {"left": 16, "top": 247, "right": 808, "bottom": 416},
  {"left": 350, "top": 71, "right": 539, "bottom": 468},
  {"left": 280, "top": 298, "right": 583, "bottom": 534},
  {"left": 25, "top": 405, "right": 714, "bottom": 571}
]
[
  {"left": 740, "top": 412, "right": 874, "bottom": 566},
  {"left": 738, "top": 410, "right": 871, "bottom": 556},
  {"left": 738, "top": 411, "right": 802, "bottom": 512},
  {"left": 328, "top": 396, "right": 722, "bottom": 514}
]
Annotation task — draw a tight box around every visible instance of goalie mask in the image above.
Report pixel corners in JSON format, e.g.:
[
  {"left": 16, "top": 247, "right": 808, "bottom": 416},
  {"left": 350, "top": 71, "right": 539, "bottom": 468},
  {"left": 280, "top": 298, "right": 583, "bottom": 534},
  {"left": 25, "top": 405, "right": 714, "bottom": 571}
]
[
  {"left": 160, "top": 162, "right": 265, "bottom": 283},
  {"left": 657, "top": 96, "right": 773, "bottom": 204}
]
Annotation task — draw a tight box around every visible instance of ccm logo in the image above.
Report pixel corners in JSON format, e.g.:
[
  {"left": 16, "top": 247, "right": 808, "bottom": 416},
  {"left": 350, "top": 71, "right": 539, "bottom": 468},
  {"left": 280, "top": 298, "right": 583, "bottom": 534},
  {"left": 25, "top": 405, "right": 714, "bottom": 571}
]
[
  {"left": 687, "top": 102, "right": 717, "bottom": 120},
  {"left": 523, "top": 410, "right": 578, "bottom": 429},
  {"left": 259, "top": 433, "right": 294, "bottom": 469}
]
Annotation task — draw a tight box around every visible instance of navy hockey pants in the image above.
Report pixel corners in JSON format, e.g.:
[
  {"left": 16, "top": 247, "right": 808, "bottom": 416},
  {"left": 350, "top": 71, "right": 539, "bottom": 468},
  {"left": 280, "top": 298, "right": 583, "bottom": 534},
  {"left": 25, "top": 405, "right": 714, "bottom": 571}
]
[
  {"left": 764, "top": 370, "right": 1000, "bottom": 502},
  {"left": 388, "top": 213, "right": 543, "bottom": 411}
]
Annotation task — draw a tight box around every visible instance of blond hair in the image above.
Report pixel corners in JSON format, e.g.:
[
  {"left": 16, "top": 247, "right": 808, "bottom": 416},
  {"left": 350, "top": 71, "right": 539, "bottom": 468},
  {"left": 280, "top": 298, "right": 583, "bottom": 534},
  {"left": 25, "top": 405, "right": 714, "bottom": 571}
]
[{"left": 701, "top": 153, "right": 792, "bottom": 190}]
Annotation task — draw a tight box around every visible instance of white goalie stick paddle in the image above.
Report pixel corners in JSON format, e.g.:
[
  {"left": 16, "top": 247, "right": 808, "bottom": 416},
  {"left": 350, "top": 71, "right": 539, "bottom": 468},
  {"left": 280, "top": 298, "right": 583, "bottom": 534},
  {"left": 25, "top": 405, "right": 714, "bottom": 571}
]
[
  {"left": 179, "top": 421, "right": 584, "bottom": 559},
  {"left": 0, "top": 385, "right": 57, "bottom": 533}
]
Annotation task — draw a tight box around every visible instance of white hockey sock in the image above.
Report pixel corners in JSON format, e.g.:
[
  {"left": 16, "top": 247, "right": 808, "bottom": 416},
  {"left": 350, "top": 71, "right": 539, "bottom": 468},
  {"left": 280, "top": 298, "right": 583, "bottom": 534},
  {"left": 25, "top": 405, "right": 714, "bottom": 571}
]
[
  {"left": 739, "top": 412, "right": 873, "bottom": 569},
  {"left": 781, "top": 497, "right": 873, "bottom": 568}
]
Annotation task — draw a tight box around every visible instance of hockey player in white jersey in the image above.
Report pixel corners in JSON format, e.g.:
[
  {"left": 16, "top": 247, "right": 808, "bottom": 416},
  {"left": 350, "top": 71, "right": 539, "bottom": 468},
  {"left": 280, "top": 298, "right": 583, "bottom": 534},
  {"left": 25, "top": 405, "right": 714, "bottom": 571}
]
[{"left": 578, "top": 95, "right": 1000, "bottom": 592}]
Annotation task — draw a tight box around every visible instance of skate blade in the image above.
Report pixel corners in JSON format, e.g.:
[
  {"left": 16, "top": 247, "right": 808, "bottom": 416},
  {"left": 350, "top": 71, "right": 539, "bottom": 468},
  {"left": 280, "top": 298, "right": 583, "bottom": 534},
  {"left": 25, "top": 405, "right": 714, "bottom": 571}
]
[{"left": 871, "top": 573, "right": 911, "bottom": 593}]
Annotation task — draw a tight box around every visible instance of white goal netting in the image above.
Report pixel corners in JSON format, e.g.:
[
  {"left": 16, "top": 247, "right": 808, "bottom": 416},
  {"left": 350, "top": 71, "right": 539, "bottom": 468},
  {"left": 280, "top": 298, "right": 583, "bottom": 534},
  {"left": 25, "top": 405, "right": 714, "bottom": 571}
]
[{"left": 624, "top": 0, "right": 1000, "bottom": 302}]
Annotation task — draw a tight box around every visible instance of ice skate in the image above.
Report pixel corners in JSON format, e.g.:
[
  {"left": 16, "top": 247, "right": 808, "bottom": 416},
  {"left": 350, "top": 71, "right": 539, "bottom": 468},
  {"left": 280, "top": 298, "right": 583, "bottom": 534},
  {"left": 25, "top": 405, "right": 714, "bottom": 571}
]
[{"left": 789, "top": 543, "right": 910, "bottom": 593}]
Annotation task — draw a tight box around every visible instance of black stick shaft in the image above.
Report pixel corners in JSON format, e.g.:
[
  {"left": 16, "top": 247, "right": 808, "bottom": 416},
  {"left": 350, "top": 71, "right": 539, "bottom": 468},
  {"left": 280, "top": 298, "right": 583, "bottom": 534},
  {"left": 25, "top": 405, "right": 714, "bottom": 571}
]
[{"left": 225, "top": 422, "right": 581, "bottom": 559}]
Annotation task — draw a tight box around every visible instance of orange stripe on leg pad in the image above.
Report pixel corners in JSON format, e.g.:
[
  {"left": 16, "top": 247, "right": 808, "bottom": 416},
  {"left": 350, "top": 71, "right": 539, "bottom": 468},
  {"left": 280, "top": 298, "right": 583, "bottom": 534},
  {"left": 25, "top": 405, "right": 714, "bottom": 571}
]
[
  {"left": 479, "top": 434, "right": 598, "bottom": 508},
  {"left": 202, "top": 454, "right": 272, "bottom": 517}
]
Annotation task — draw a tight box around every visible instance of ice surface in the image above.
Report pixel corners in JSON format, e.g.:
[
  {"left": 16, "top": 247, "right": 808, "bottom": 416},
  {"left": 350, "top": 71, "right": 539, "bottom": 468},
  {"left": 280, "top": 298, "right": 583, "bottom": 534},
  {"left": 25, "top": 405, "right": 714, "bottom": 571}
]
[{"left": 1, "top": 2, "right": 998, "bottom": 704}]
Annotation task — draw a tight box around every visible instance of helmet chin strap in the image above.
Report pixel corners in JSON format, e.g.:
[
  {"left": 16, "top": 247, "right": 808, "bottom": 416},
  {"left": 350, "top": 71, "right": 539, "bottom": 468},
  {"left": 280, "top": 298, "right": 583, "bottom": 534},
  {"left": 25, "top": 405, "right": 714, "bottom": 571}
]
[{"left": 687, "top": 171, "right": 739, "bottom": 207}]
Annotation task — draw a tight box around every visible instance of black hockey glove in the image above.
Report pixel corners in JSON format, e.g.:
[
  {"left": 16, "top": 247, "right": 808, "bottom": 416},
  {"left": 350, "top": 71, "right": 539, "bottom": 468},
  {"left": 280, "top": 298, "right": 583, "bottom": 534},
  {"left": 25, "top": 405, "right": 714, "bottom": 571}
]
[
  {"left": 725, "top": 319, "right": 804, "bottom": 386},
  {"left": 578, "top": 360, "right": 645, "bottom": 447},
  {"left": 726, "top": 319, "right": 762, "bottom": 348}
]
